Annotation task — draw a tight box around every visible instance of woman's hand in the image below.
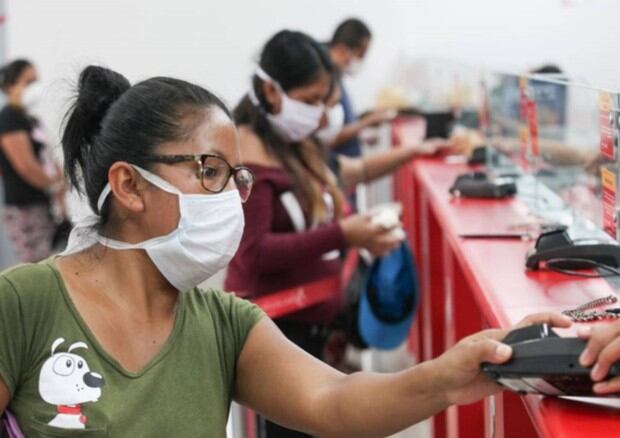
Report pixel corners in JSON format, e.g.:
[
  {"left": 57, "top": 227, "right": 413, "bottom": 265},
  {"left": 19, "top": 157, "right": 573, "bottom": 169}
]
[
  {"left": 339, "top": 214, "right": 402, "bottom": 257},
  {"left": 578, "top": 320, "right": 620, "bottom": 394},
  {"left": 361, "top": 109, "right": 398, "bottom": 128},
  {"left": 433, "top": 312, "right": 572, "bottom": 406},
  {"left": 48, "top": 176, "right": 68, "bottom": 218},
  {"left": 414, "top": 138, "right": 450, "bottom": 156}
]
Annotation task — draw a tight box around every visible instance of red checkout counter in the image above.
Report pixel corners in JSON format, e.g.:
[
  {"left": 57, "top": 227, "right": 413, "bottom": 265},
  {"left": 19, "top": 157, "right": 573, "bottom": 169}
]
[
  {"left": 245, "top": 122, "right": 620, "bottom": 437},
  {"left": 395, "top": 156, "right": 620, "bottom": 438}
]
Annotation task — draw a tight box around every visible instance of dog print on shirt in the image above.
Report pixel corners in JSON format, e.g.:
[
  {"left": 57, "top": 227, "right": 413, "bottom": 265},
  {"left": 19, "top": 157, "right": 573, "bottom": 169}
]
[{"left": 38, "top": 338, "right": 105, "bottom": 430}]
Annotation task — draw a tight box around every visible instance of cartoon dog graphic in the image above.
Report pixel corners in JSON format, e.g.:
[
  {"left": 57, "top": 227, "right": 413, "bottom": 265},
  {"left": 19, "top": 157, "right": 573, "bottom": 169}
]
[{"left": 38, "top": 338, "right": 105, "bottom": 429}]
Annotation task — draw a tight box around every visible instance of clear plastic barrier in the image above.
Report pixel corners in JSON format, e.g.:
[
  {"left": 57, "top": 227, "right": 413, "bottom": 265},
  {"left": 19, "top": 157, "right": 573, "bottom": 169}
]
[
  {"left": 485, "top": 71, "right": 619, "bottom": 241},
  {"left": 390, "top": 57, "right": 620, "bottom": 242}
]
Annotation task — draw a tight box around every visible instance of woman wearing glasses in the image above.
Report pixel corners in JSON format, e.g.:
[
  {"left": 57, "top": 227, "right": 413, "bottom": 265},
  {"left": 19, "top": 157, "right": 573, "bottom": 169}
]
[{"left": 0, "top": 65, "right": 572, "bottom": 436}]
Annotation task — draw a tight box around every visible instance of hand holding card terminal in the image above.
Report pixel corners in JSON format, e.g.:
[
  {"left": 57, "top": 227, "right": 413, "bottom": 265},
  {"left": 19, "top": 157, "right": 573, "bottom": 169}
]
[{"left": 483, "top": 324, "right": 620, "bottom": 396}]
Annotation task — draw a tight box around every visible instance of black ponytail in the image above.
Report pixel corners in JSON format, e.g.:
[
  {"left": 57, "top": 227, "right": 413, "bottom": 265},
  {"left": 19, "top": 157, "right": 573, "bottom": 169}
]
[
  {"left": 62, "top": 66, "right": 130, "bottom": 191},
  {"left": 62, "top": 65, "right": 231, "bottom": 220}
]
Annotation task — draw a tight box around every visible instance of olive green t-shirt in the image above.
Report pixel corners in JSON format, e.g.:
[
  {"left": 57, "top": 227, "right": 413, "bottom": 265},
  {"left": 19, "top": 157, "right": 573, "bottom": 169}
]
[{"left": 0, "top": 260, "right": 264, "bottom": 437}]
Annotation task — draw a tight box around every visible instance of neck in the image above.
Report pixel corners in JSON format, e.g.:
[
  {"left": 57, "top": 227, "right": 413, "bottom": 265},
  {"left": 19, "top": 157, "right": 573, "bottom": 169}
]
[
  {"left": 8, "top": 96, "right": 22, "bottom": 108},
  {"left": 59, "top": 244, "right": 178, "bottom": 319},
  {"left": 329, "top": 47, "right": 346, "bottom": 73}
]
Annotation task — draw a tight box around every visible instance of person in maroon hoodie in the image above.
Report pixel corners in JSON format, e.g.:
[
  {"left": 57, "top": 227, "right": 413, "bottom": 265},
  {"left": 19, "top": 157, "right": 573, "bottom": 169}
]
[
  {"left": 227, "top": 29, "right": 395, "bottom": 344},
  {"left": 226, "top": 31, "right": 398, "bottom": 437},
  {"left": 226, "top": 30, "right": 440, "bottom": 437}
]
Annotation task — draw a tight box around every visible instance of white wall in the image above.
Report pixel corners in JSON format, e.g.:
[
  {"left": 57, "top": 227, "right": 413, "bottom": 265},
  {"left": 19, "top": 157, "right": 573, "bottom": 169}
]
[{"left": 6, "top": 0, "right": 620, "bottom": 148}]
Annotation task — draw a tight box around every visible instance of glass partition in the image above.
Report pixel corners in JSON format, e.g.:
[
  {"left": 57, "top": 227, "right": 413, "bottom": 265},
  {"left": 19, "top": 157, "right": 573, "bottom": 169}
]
[
  {"left": 483, "top": 70, "right": 620, "bottom": 241},
  {"left": 389, "top": 57, "right": 620, "bottom": 242}
]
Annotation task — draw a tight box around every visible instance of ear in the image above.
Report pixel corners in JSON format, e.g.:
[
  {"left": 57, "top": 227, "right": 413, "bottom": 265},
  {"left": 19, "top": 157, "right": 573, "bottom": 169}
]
[
  {"left": 262, "top": 80, "right": 282, "bottom": 114},
  {"left": 107, "top": 162, "right": 147, "bottom": 214},
  {"left": 51, "top": 338, "right": 65, "bottom": 355},
  {"left": 68, "top": 342, "right": 88, "bottom": 353}
]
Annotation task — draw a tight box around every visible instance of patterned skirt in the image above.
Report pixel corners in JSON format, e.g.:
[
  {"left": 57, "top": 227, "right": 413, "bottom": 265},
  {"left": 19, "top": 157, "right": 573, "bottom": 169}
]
[{"left": 3, "top": 203, "right": 54, "bottom": 263}]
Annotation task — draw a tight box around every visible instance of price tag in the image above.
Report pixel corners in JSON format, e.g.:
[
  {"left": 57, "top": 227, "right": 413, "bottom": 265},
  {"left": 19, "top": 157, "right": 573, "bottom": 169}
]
[
  {"left": 479, "top": 80, "right": 489, "bottom": 132},
  {"left": 599, "top": 92, "right": 615, "bottom": 160},
  {"left": 519, "top": 77, "right": 530, "bottom": 162},
  {"left": 601, "top": 167, "right": 618, "bottom": 238},
  {"left": 519, "top": 77, "right": 529, "bottom": 119},
  {"left": 527, "top": 99, "right": 539, "bottom": 157}
]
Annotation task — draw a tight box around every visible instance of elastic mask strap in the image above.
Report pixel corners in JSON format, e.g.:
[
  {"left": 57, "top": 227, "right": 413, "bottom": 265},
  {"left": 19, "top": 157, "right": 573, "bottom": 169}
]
[
  {"left": 96, "top": 232, "right": 173, "bottom": 250},
  {"left": 251, "top": 66, "right": 284, "bottom": 106},
  {"left": 95, "top": 165, "right": 182, "bottom": 213},
  {"left": 133, "top": 166, "right": 182, "bottom": 195},
  {"left": 248, "top": 87, "right": 260, "bottom": 106},
  {"left": 97, "top": 185, "right": 112, "bottom": 212},
  {"left": 255, "top": 66, "right": 278, "bottom": 88}
]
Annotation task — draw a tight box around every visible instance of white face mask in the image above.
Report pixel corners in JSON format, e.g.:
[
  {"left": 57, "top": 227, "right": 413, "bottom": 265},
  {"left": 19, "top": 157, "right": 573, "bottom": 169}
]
[
  {"left": 345, "top": 57, "right": 364, "bottom": 76},
  {"left": 22, "top": 82, "right": 44, "bottom": 111},
  {"left": 315, "top": 104, "right": 345, "bottom": 145},
  {"left": 63, "top": 165, "right": 245, "bottom": 292},
  {"left": 254, "top": 67, "right": 324, "bottom": 142}
]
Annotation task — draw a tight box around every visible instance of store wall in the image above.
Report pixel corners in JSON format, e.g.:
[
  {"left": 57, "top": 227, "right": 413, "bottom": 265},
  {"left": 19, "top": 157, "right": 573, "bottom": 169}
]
[{"left": 6, "top": 0, "right": 620, "bottom": 149}]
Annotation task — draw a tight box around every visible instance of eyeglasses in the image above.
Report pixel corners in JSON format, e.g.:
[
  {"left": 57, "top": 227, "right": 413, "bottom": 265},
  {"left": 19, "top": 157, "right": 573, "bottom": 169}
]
[{"left": 142, "top": 154, "right": 254, "bottom": 202}]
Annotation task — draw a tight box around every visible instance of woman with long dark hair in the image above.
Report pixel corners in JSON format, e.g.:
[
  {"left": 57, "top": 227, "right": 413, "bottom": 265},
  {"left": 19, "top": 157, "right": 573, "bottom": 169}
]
[{"left": 227, "top": 31, "right": 401, "bottom": 376}]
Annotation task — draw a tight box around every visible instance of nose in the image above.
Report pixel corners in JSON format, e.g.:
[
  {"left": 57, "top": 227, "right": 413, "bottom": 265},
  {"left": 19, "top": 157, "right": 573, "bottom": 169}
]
[
  {"left": 83, "top": 372, "right": 105, "bottom": 388},
  {"left": 225, "top": 175, "right": 236, "bottom": 191}
]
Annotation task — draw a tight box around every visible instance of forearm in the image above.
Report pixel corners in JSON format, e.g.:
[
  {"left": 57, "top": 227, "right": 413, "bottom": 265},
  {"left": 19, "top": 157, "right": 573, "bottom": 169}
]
[
  {"left": 539, "top": 140, "right": 588, "bottom": 166},
  {"left": 362, "top": 146, "right": 418, "bottom": 183},
  {"left": 257, "top": 223, "right": 347, "bottom": 273},
  {"left": 315, "top": 360, "right": 450, "bottom": 437},
  {"left": 2, "top": 134, "right": 59, "bottom": 190},
  {"left": 15, "top": 162, "right": 56, "bottom": 190},
  {"left": 331, "top": 120, "right": 366, "bottom": 148}
]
